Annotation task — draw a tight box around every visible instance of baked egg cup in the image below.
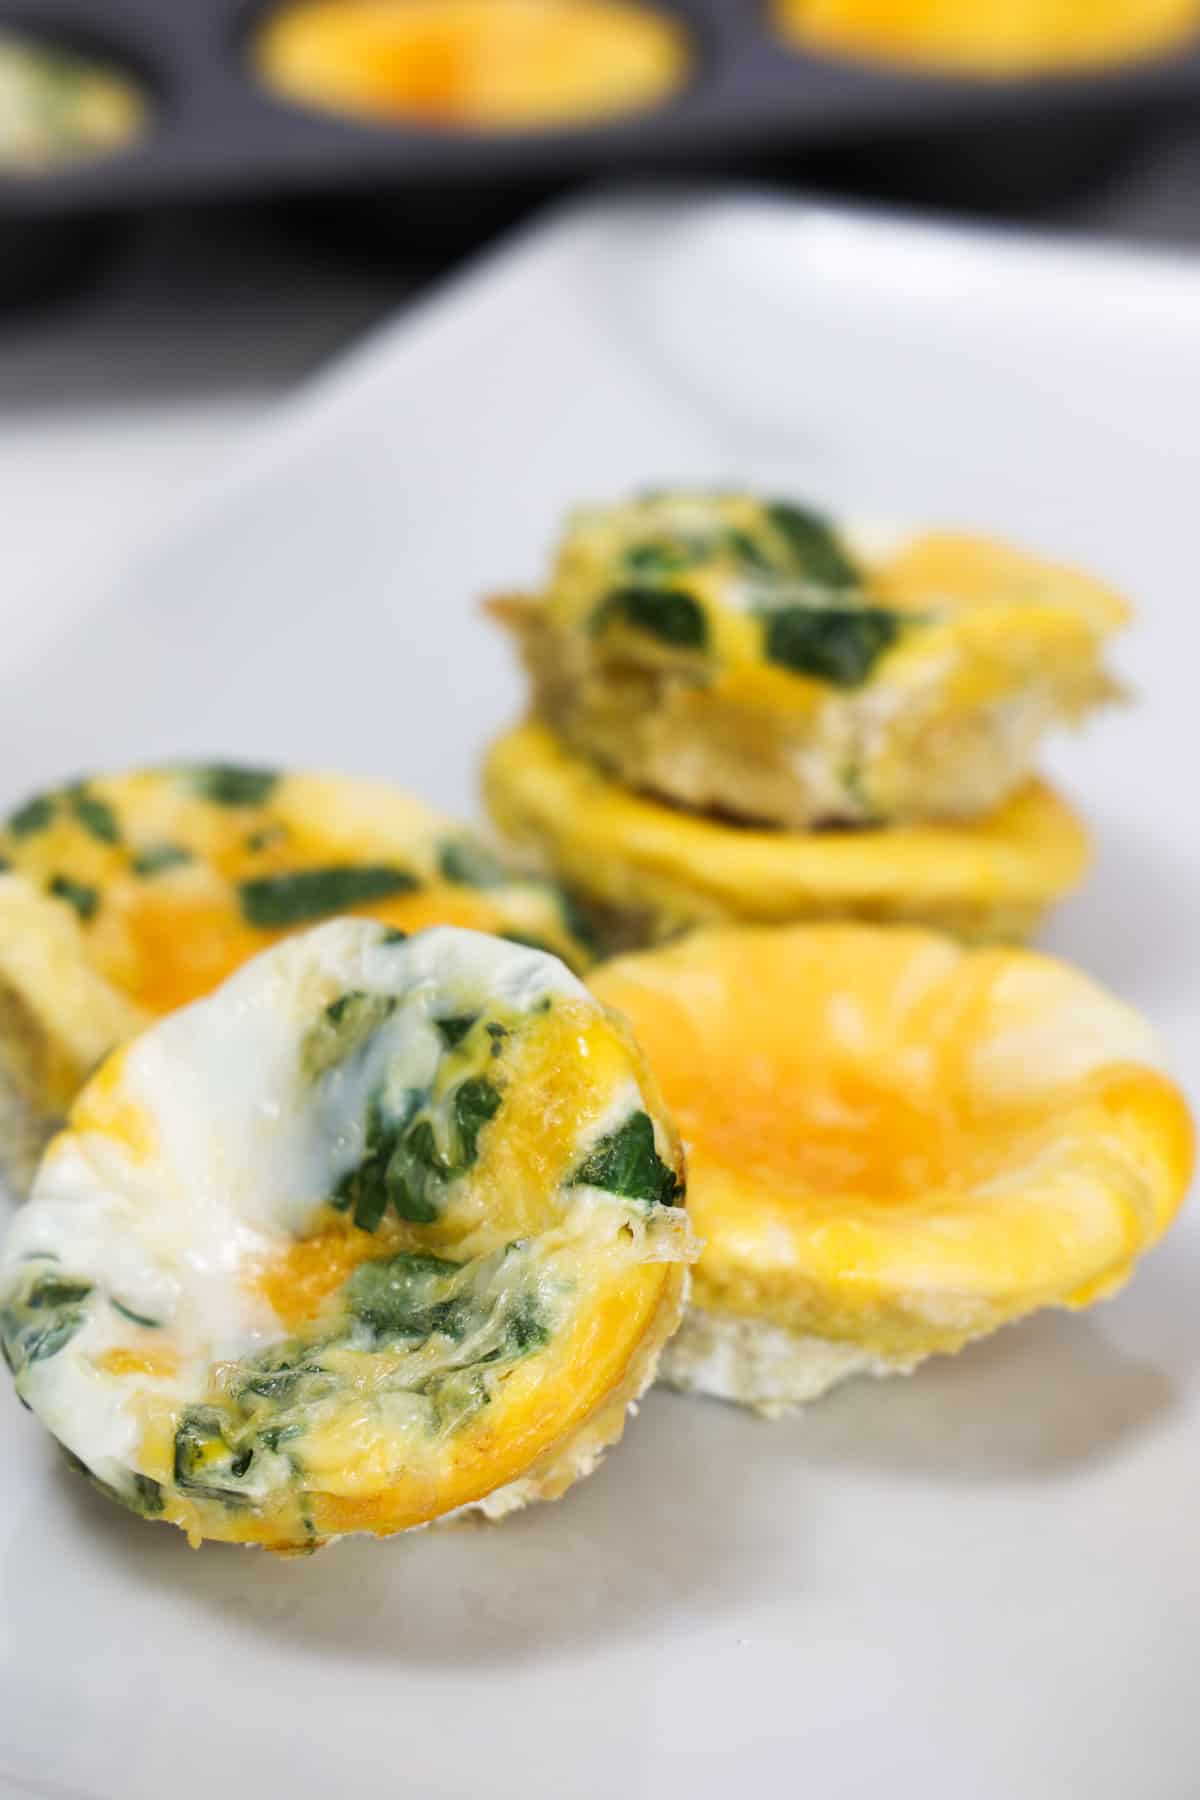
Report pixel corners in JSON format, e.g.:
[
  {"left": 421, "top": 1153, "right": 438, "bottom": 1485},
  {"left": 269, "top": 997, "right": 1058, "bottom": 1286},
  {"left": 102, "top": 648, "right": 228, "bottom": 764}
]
[
  {"left": 484, "top": 721, "right": 1091, "bottom": 952},
  {"left": 490, "top": 490, "right": 1126, "bottom": 830},
  {"left": 253, "top": 0, "right": 691, "bottom": 131},
  {"left": 769, "top": 0, "right": 1200, "bottom": 79},
  {"left": 0, "top": 921, "right": 695, "bottom": 1549},
  {"left": 591, "top": 923, "right": 1193, "bottom": 1414},
  {"left": 0, "top": 762, "right": 592, "bottom": 1196}
]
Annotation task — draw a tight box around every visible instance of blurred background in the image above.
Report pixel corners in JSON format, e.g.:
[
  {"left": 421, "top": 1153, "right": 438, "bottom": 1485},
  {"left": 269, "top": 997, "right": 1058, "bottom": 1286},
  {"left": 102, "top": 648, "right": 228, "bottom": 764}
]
[{"left": 2, "top": 0, "right": 1199, "bottom": 634}]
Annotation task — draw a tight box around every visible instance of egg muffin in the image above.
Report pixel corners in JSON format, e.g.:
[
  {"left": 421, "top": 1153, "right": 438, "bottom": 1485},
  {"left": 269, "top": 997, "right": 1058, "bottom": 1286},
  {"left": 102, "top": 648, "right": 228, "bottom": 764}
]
[
  {"left": 0, "top": 921, "right": 694, "bottom": 1548},
  {"left": 0, "top": 30, "right": 149, "bottom": 175},
  {"left": 771, "top": 0, "right": 1200, "bottom": 78},
  {"left": 254, "top": 0, "right": 690, "bottom": 132},
  {"left": 0, "top": 763, "right": 592, "bottom": 1196},
  {"left": 484, "top": 720, "right": 1090, "bottom": 953},
  {"left": 490, "top": 490, "right": 1125, "bottom": 830},
  {"left": 592, "top": 924, "right": 1193, "bottom": 1413}
]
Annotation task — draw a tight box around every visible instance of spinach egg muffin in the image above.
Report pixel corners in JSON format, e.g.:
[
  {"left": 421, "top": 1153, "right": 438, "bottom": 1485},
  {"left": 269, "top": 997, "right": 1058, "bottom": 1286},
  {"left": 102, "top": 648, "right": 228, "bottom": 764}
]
[
  {"left": 593, "top": 924, "right": 1193, "bottom": 1414},
  {"left": 0, "top": 30, "right": 149, "bottom": 175},
  {"left": 490, "top": 490, "right": 1125, "bottom": 829},
  {"left": 0, "top": 921, "right": 694, "bottom": 1548},
  {"left": 0, "top": 763, "right": 591, "bottom": 1195},
  {"left": 484, "top": 720, "right": 1090, "bottom": 952}
]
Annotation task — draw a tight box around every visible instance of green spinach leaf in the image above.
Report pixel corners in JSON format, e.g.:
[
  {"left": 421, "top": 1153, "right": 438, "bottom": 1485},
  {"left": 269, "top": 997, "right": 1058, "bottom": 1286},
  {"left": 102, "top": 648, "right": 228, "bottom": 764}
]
[
  {"left": 761, "top": 603, "right": 902, "bottom": 688},
  {"left": 571, "top": 1110, "right": 680, "bottom": 1208},
  {"left": 239, "top": 864, "right": 419, "bottom": 928}
]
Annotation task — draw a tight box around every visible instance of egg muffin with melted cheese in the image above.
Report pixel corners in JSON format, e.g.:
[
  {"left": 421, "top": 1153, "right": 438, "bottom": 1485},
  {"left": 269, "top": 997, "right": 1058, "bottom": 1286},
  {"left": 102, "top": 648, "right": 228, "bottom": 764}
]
[
  {"left": 0, "top": 763, "right": 592, "bottom": 1196},
  {"left": 491, "top": 490, "right": 1126, "bottom": 830},
  {"left": 484, "top": 720, "right": 1090, "bottom": 952},
  {"left": 772, "top": 0, "right": 1200, "bottom": 78},
  {"left": 592, "top": 924, "right": 1193, "bottom": 1414},
  {"left": 254, "top": 0, "right": 690, "bottom": 132},
  {"left": 0, "top": 921, "right": 694, "bottom": 1548}
]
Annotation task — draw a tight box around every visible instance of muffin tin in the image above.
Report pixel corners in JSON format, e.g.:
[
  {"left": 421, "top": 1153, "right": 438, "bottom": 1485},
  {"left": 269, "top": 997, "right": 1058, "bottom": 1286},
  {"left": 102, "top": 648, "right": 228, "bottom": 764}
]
[{"left": 3, "top": 0, "right": 1200, "bottom": 219}]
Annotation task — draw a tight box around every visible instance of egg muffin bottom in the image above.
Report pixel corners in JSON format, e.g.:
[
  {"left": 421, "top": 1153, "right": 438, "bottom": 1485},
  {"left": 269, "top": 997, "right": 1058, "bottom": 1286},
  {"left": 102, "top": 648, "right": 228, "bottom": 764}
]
[{"left": 484, "top": 721, "right": 1090, "bottom": 952}]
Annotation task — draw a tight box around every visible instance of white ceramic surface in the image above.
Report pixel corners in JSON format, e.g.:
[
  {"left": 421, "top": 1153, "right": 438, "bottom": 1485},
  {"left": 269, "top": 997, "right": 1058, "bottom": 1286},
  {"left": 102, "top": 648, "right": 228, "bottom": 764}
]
[{"left": 1, "top": 190, "right": 1197, "bottom": 1800}]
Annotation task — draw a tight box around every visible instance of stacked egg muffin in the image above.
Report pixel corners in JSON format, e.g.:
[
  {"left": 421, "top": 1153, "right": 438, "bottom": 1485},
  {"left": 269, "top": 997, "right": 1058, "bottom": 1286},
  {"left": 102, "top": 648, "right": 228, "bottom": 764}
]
[
  {"left": 484, "top": 489, "right": 1127, "bottom": 950},
  {"left": 483, "top": 493, "right": 1196, "bottom": 1419}
]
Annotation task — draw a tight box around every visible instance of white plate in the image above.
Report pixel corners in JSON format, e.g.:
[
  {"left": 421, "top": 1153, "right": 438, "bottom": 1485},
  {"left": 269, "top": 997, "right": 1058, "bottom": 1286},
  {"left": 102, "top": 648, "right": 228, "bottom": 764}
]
[{"left": 1, "top": 190, "right": 1198, "bottom": 1800}]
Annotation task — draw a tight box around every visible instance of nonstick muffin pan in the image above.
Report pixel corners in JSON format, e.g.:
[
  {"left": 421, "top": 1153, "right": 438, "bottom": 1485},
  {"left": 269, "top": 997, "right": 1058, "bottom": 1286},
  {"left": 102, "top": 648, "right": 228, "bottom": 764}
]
[{"left": 3, "top": 0, "right": 1200, "bottom": 219}]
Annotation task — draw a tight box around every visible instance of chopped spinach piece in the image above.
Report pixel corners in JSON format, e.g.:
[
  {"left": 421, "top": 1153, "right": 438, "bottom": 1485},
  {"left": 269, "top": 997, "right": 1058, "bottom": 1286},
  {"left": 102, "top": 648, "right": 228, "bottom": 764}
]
[
  {"left": 23, "top": 1313, "right": 88, "bottom": 1363},
  {"left": 623, "top": 540, "right": 698, "bottom": 577},
  {"left": 189, "top": 764, "right": 279, "bottom": 808},
  {"left": 379, "top": 926, "right": 409, "bottom": 946},
  {"left": 129, "top": 1473, "right": 165, "bottom": 1516},
  {"left": 238, "top": 1366, "right": 304, "bottom": 1404},
  {"left": 244, "top": 824, "right": 289, "bottom": 853},
  {"left": 453, "top": 1077, "right": 502, "bottom": 1168},
  {"left": 761, "top": 603, "right": 902, "bottom": 688},
  {"left": 0, "top": 857, "right": 9, "bottom": 873},
  {"left": 302, "top": 990, "right": 396, "bottom": 1082},
  {"left": 331, "top": 1092, "right": 413, "bottom": 1229},
  {"left": 47, "top": 874, "right": 99, "bottom": 922},
  {"left": 111, "top": 1298, "right": 160, "bottom": 1329},
  {"left": 258, "top": 1423, "right": 304, "bottom": 1453},
  {"left": 1, "top": 1271, "right": 92, "bottom": 1371},
  {"left": 352, "top": 1171, "right": 390, "bottom": 1233},
  {"left": 767, "top": 502, "right": 861, "bottom": 588},
  {"left": 239, "top": 864, "right": 419, "bottom": 928},
  {"left": 344, "top": 1252, "right": 465, "bottom": 1340},
  {"left": 427, "top": 1367, "right": 491, "bottom": 1434},
  {"left": 27, "top": 1276, "right": 93, "bottom": 1309},
  {"left": 68, "top": 787, "right": 120, "bottom": 845},
  {"left": 596, "top": 586, "right": 708, "bottom": 650},
  {"left": 132, "top": 842, "right": 192, "bottom": 877},
  {"left": 173, "top": 1407, "right": 255, "bottom": 1506},
  {"left": 386, "top": 1119, "right": 449, "bottom": 1224},
  {"left": 436, "top": 1013, "right": 478, "bottom": 1051},
  {"left": 437, "top": 839, "right": 509, "bottom": 889},
  {"left": 8, "top": 793, "right": 55, "bottom": 838},
  {"left": 571, "top": 1110, "right": 680, "bottom": 1208},
  {"left": 504, "top": 1293, "right": 550, "bottom": 1355},
  {"left": 726, "top": 527, "right": 774, "bottom": 570}
]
